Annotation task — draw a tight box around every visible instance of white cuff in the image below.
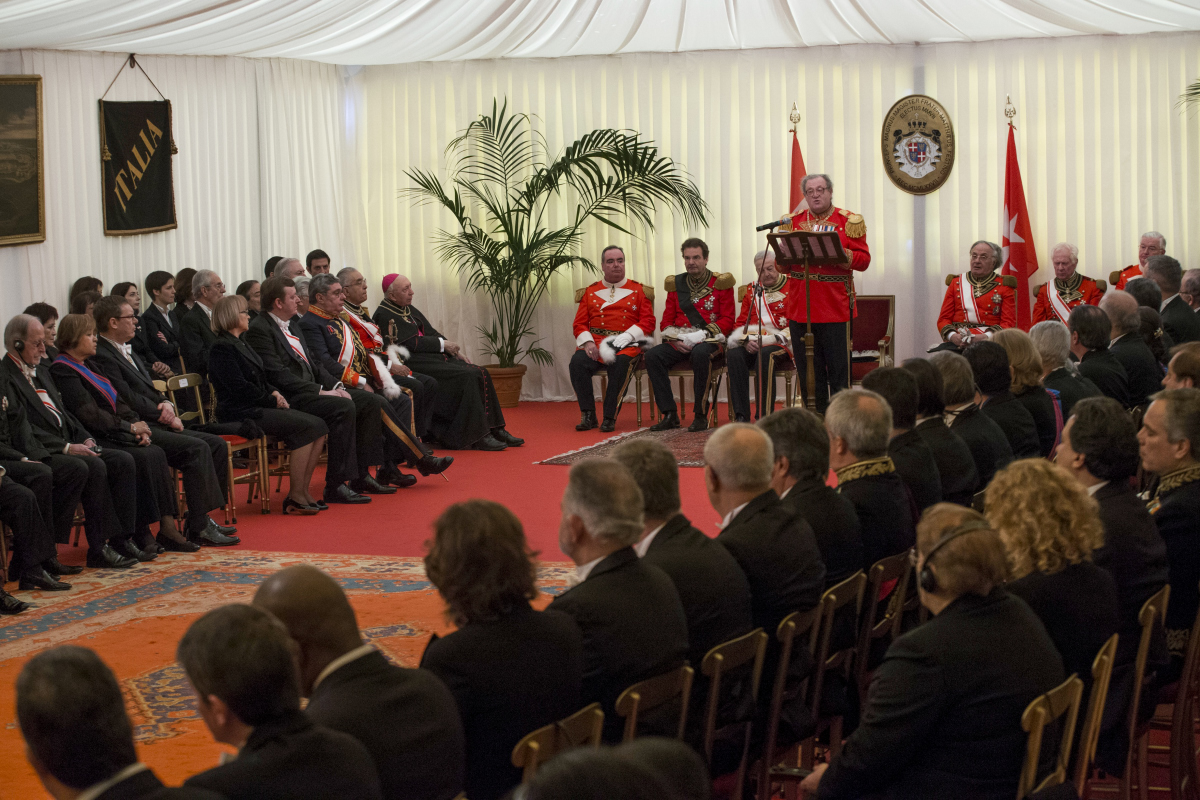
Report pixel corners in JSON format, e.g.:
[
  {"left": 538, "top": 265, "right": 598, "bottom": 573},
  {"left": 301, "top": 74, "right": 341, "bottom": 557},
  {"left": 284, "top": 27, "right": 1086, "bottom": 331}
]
[
  {"left": 63, "top": 443, "right": 72, "bottom": 454},
  {"left": 575, "top": 331, "right": 593, "bottom": 347},
  {"left": 625, "top": 325, "right": 645, "bottom": 340},
  {"left": 357, "top": 376, "right": 367, "bottom": 388},
  {"left": 438, "top": 338, "right": 445, "bottom": 353}
]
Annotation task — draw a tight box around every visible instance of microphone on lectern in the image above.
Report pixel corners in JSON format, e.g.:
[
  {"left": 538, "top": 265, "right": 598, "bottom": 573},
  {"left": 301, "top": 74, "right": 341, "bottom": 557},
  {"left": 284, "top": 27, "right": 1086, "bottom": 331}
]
[{"left": 755, "top": 218, "right": 787, "bottom": 232}]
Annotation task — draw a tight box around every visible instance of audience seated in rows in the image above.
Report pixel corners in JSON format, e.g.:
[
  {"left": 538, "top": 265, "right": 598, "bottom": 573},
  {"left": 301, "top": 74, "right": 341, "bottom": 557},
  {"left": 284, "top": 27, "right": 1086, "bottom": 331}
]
[
  {"left": 1070, "top": 303, "right": 1132, "bottom": 408},
  {"left": 1164, "top": 341, "right": 1200, "bottom": 390},
  {"left": 180, "top": 269, "right": 225, "bottom": 379},
  {"left": 171, "top": 267, "right": 197, "bottom": 329},
  {"left": 420, "top": 500, "right": 583, "bottom": 800},
  {"left": 141, "top": 270, "right": 183, "bottom": 375},
  {"left": 930, "top": 350, "right": 1013, "bottom": 487},
  {"left": 519, "top": 738, "right": 710, "bottom": 800},
  {"left": 963, "top": 340, "right": 1042, "bottom": 459},
  {"left": 235, "top": 280, "right": 261, "bottom": 320},
  {"left": 70, "top": 291, "right": 100, "bottom": 317},
  {"left": 1102, "top": 290, "right": 1164, "bottom": 408},
  {"left": 1139, "top": 306, "right": 1171, "bottom": 370},
  {"left": 861, "top": 367, "right": 942, "bottom": 512},
  {"left": 1030, "top": 320, "right": 1100, "bottom": 419},
  {"left": 306, "top": 249, "right": 332, "bottom": 275},
  {"left": 901, "top": 357, "right": 979, "bottom": 506},
  {"left": 22, "top": 302, "right": 60, "bottom": 361},
  {"left": 69, "top": 276, "right": 103, "bottom": 302},
  {"left": 992, "top": 329, "right": 1060, "bottom": 457},
  {"left": 1145, "top": 255, "right": 1200, "bottom": 345}
]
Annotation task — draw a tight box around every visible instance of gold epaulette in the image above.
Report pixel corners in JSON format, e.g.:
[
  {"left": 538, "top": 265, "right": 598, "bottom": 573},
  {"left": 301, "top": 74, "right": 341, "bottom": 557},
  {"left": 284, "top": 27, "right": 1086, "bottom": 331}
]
[
  {"left": 844, "top": 211, "right": 866, "bottom": 239},
  {"left": 643, "top": 285, "right": 654, "bottom": 302},
  {"left": 1034, "top": 282, "right": 1046, "bottom": 294},
  {"left": 1109, "top": 270, "right": 1122, "bottom": 286},
  {"left": 714, "top": 272, "right": 736, "bottom": 290},
  {"left": 1001, "top": 275, "right": 1017, "bottom": 288},
  {"left": 1096, "top": 279, "right": 1108, "bottom": 292},
  {"left": 738, "top": 283, "right": 751, "bottom": 302},
  {"left": 944, "top": 274, "right": 957, "bottom": 287},
  {"left": 573, "top": 287, "right": 587, "bottom": 304},
  {"left": 665, "top": 275, "right": 676, "bottom": 293}
]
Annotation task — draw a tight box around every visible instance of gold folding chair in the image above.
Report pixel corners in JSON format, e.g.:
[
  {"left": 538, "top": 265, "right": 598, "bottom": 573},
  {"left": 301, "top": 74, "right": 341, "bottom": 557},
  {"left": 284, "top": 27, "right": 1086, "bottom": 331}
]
[
  {"left": 615, "top": 664, "right": 694, "bottom": 742},
  {"left": 511, "top": 702, "right": 604, "bottom": 783},
  {"left": 1123, "top": 584, "right": 1170, "bottom": 800},
  {"left": 854, "top": 552, "right": 912, "bottom": 698},
  {"left": 1074, "top": 634, "right": 1119, "bottom": 795},
  {"left": 1018, "top": 674, "right": 1084, "bottom": 799},
  {"left": 701, "top": 628, "right": 768, "bottom": 799},
  {"left": 757, "top": 608, "right": 820, "bottom": 799},
  {"left": 1166, "top": 598, "right": 1200, "bottom": 800},
  {"left": 802, "top": 571, "right": 868, "bottom": 769}
]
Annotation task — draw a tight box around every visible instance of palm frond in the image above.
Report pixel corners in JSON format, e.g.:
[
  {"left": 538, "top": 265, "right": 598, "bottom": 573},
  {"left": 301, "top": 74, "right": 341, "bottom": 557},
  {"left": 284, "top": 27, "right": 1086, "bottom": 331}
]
[{"left": 1180, "top": 78, "right": 1200, "bottom": 109}]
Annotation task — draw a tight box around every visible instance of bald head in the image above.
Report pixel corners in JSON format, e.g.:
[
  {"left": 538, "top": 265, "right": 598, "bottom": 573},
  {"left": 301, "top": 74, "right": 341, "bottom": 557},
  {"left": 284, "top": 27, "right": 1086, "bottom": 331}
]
[
  {"left": 703, "top": 423, "right": 774, "bottom": 492},
  {"left": 253, "top": 566, "right": 361, "bottom": 671},
  {"left": 1100, "top": 290, "right": 1141, "bottom": 337}
]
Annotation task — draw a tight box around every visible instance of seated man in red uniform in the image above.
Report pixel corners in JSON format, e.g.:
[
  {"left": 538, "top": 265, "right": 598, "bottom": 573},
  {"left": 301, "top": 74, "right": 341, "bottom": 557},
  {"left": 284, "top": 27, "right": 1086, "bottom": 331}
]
[
  {"left": 727, "top": 249, "right": 792, "bottom": 422},
  {"left": 933, "top": 240, "right": 1016, "bottom": 351},
  {"left": 646, "top": 238, "right": 735, "bottom": 432},
  {"left": 1033, "top": 242, "right": 1106, "bottom": 324},
  {"left": 782, "top": 173, "right": 871, "bottom": 412},
  {"left": 569, "top": 245, "right": 656, "bottom": 433},
  {"left": 1112, "top": 231, "right": 1167, "bottom": 290}
]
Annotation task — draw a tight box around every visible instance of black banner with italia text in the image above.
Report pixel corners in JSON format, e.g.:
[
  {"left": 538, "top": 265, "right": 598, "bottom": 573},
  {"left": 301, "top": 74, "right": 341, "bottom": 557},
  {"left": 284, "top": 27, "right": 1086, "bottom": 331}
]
[{"left": 99, "top": 100, "right": 176, "bottom": 236}]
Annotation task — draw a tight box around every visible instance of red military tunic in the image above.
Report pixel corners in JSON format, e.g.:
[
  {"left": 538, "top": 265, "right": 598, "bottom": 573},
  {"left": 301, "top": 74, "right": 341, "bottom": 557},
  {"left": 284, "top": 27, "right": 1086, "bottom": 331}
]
[
  {"left": 936, "top": 272, "right": 1017, "bottom": 340},
  {"left": 1114, "top": 264, "right": 1141, "bottom": 290},
  {"left": 729, "top": 277, "right": 792, "bottom": 357},
  {"left": 660, "top": 270, "right": 736, "bottom": 340},
  {"left": 572, "top": 279, "right": 656, "bottom": 358},
  {"left": 781, "top": 207, "right": 871, "bottom": 323},
  {"left": 1032, "top": 273, "right": 1107, "bottom": 324}
]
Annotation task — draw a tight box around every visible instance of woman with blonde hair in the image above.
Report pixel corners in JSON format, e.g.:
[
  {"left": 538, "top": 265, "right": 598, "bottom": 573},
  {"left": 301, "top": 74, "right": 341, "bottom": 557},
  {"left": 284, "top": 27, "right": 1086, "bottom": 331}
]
[
  {"left": 993, "top": 328, "right": 1061, "bottom": 457},
  {"left": 986, "top": 458, "right": 1119, "bottom": 682}
]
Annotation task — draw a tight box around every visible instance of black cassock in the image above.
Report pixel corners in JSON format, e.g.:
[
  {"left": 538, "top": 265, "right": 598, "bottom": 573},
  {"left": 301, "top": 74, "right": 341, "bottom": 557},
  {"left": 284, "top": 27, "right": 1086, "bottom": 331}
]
[{"left": 373, "top": 299, "right": 505, "bottom": 449}]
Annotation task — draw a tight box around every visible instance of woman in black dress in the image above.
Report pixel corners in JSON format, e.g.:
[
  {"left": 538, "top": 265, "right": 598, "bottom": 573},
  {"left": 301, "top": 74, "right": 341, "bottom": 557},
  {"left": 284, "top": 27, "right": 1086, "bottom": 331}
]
[
  {"left": 994, "top": 328, "right": 1061, "bottom": 458},
  {"left": 49, "top": 314, "right": 196, "bottom": 553},
  {"left": 207, "top": 295, "right": 328, "bottom": 514}
]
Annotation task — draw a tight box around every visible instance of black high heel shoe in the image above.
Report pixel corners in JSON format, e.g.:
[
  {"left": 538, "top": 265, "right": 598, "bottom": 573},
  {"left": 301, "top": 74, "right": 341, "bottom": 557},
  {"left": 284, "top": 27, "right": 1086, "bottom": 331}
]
[{"left": 282, "top": 497, "right": 318, "bottom": 516}]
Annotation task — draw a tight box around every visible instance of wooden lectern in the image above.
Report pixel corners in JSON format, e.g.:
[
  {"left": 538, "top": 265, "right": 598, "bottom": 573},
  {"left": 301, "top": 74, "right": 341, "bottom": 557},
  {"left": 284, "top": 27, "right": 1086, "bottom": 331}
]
[{"left": 766, "top": 230, "right": 849, "bottom": 412}]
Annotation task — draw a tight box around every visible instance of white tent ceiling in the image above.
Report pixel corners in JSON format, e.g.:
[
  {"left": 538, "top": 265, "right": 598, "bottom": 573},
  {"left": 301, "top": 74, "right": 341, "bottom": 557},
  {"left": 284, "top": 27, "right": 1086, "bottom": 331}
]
[{"left": 2, "top": 0, "right": 1200, "bottom": 64}]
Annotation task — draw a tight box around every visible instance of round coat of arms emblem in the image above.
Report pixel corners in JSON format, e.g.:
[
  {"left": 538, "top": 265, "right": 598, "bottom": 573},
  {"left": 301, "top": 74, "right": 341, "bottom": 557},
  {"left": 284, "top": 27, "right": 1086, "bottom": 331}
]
[{"left": 881, "top": 94, "right": 955, "bottom": 195}]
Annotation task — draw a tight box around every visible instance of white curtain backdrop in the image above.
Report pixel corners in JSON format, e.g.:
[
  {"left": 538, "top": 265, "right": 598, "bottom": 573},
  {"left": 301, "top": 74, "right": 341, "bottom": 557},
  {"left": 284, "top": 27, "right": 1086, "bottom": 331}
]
[
  {"left": 351, "top": 31, "right": 1200, "bottom": 400},
  {"left": 0, "top": 49, "right": 348, "bottom": 322}
]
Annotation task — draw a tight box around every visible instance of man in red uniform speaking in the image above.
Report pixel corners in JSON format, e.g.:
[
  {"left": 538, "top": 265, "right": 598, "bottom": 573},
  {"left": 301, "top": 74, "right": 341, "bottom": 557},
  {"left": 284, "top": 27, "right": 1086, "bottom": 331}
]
[
  {"left": 783, "top": 174, "right": 870, "bottom": 412},
  {"left": 932, "top": 241, "right": 1016, "bottom": 350},
  {"left": 569, "top": 245, "right": 656, "bottom": 432},
  {"left": 646, "top": 237, "right": 736, "bottom": 432}
]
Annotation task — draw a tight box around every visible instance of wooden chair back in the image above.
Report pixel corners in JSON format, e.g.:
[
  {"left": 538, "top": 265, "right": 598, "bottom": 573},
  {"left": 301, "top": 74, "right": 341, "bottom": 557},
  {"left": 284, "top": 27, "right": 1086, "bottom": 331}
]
[
  {"left": 615, "top": 664, "right": 694, "bottom": 743},
  {"left": 809, "top": 571, "right": 867, "bottom": 718},
  {"left": 1018, "top": 674, "right": 1084, "bottom": 799},
  {"left": 1126, "top": 584, "right": 1170, "bottom": 773},
  {"left": 165, "top": 373, "right": 207, "bottom": 425},
  {"left": 701, "top": 628, "right": 768, "bottom": 761},
  {"left": 759, "top": 607, "right": 820, "bottom": 797},
  {"left": 854, "top": 552, "right": 911, "bottom": 696},
  {"left": 1169, "top": 595, "right": 1200, "bottom": 800},
  {"left": 511, "top": 702, "right": 604, "bottom": 783},
  {"left": 1073, "top": 634, "right": 1119, "bottom": 794}
]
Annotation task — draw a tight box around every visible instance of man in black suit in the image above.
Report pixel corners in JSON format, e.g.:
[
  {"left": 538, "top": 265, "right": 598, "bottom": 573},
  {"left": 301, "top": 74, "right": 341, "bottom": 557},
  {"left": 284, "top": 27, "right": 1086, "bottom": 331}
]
[
  {"left": 139, "top": 270, "right": 184, "bottom": 375},
  {"left": 1057, "top": 396, "right": 1169, "bottom": 771},
  {"left": 799, "top": 504, "right": 1065, "bottom": 800},
  {"left": 826, "top": 389, "right": 917, "bottom": 570},
  {"left": 1146, "top": 255, "right": 1200, "bottom": 345},
  {"left": 91, "top": 298, "right": 238, "bottom": 548},
  {"left": 1164, "top": 342, "right": 1200, "bottom": 390},
  {"left": 930, "top": 350, "right": 1014, "bottom": 490},
  {"left": 759, "top": 407, "right": 863, "bottom": 585},
  {"left": 179, "top": 269, "right": 224, "bottom": 380},
  {"left": 862, "top": 367, "right": 943, "bottom": 511},
  {"left": 1070, "top": 303, "right": 1132, "bottom": 408},
  {"left": 963, "top": 341, "right": 1041, "bottom": 459},
  {"left": 179, "top": 604, "right": 383, "bottom": 800},
  {"left": 245, "top": 278, "right": 369, "bottom": 505},
  {"left": 1103, "top": 290, "right": 1163, "bottom": 407},
  {"left": 610, "top": 438, "right": 754, "bottom": 670},
  {"left": 549, "top": 459, "right": 689, "bottom": 741},
  {"left": 900, "top": 358, "right": 979, "bottom": 506},
  {"left": 1031, "top": 320, "right": 1101, "bottom": 418},
  {"left": 1138, "top": 388, "right": 1200, "bottom": 678},
  {"left": 18, "top": 646, "right": 225, "bottom": 800},
  {"left": 255, "top": 565, "right": 465, "bottom": 800}
]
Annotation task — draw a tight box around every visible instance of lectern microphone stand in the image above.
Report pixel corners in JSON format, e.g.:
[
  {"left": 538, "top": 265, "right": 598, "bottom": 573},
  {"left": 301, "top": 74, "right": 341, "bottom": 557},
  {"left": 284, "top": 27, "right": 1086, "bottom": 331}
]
[{"left": 766, "top": 230, "right": 849, "bottom": 412}]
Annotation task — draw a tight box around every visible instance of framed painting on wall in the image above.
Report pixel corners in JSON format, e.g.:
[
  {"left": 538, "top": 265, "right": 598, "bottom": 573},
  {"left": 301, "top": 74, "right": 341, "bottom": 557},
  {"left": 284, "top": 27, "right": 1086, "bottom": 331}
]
[{"left": 0, "top": 75, "right": 45, "bottom": 246}]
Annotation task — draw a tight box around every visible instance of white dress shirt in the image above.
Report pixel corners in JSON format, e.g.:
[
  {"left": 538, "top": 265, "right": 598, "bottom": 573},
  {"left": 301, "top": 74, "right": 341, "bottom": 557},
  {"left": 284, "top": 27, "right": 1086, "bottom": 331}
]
[
  {"left": 633, "top": 521, "right": 668, "bottom": 557},
  {"left": 566, "top": 554, "right": 606, "bottom": 588},
  {"left": 1086, "top": 480, "right": 1109, "bottom": 497},
  {"left": 76, "top": 763, "right": 150, "bottom": 800},
  {"left": 718, "top": 501, "right": 751, "bottom": 530}
]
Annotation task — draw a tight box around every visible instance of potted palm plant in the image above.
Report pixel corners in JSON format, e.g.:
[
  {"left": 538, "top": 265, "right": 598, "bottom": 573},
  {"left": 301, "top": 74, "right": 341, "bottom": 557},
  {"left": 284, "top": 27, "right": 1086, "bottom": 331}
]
[{"left": 405, "top": 100, "right": 709, "bottom": 406}]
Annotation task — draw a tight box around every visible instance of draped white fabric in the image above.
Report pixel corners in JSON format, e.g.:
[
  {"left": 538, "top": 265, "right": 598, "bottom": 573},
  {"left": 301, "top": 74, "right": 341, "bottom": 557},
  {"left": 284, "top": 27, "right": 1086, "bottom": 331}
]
[
  {"left": 0, "top": 49, "right": 348, "bottom": 323},
  {"left": 351, "top": 31, "right": 1200, "bottom": 400},
  {"left": 3, "top": 0, "right": 1200, "bottom": 63}
]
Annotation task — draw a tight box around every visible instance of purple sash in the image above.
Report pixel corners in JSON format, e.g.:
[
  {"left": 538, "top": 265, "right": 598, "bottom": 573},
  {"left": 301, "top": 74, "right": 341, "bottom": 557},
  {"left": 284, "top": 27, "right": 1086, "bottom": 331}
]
[{"left": 54, "top": 354, "right": 118, "bottom": 412}]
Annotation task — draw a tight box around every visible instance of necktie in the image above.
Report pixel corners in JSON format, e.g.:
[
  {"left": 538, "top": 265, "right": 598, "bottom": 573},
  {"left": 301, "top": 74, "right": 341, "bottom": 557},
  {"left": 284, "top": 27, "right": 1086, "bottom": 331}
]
[{"left": 26, "top": 373, "right": 64, "bottom": 428}]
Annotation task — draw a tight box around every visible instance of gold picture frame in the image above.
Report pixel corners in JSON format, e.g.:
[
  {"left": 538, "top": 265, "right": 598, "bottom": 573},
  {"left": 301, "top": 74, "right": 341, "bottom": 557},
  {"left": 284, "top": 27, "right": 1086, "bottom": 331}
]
[{"left": 0, "top": 75, "right": 45, "bottom": 246}]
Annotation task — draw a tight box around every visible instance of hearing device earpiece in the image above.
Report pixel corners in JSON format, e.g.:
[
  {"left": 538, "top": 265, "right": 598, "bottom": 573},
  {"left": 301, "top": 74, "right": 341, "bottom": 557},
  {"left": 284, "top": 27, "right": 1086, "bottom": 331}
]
[
  {"left": 917, "top": 519, "right": 993, "bottom": 594},
  {"left": 14, "top": 339, "right": 24, "bottom": 353}
]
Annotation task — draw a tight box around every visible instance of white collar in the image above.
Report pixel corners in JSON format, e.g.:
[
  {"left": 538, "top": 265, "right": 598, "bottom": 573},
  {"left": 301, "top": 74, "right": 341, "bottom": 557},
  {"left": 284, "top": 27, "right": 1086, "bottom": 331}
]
[
  {"left": 719, "top": 501, "right": 751, "bottom": 530},
  {"left": 777, "top": 484, "right": 794, "bottom": 501},
  {"left": 154, "top": 302, "right": 171, "bottom": 315},
  {"left": 312, "top": 644, "right": 376, "bottom": 691},
  {"left": 567, "top": 554, "right": 606, "bottom": 588},
  {"left": 634, "top": 521, "right": 668, "bottom": 558},
  {"left": 269, "top": 312, "right": 294, "bottom": 331},
  {"left": 602, "top": 277, "right": 628, "bottom": 290},
  {"left": 199, "top": 302, "right": 214, "bottom": 318},
  {"left": 1162, "top": 294, "right": 1180, "bottom": 312},
  {"left": 1086, "top": 480, "right": 1110, "bottom": 496},
  {"left": 100, "top": 335, "right": 131, "bottom": 354},
  {"left": 76, "top": 764, "right": 150, "bottom": 800}
]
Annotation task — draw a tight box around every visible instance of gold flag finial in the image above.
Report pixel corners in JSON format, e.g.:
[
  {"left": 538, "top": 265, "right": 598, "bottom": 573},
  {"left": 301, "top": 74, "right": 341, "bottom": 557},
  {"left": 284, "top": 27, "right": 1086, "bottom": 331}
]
[
  {"left": 1004, "top": 94, "right": 1017, "bottom": 128},
  {"left": 789, "top": 102, "right": 801, "bottom": 131}
]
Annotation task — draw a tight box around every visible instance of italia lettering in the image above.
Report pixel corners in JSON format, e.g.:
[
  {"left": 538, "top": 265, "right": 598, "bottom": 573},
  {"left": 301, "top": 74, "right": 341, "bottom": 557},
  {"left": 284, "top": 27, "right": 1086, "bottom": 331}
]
[
  {"left": 113, "top": 170, "right": 133, "bottom": 212},
  {"left": 111, "top": 118, "right": 163, "bottom": 211}
]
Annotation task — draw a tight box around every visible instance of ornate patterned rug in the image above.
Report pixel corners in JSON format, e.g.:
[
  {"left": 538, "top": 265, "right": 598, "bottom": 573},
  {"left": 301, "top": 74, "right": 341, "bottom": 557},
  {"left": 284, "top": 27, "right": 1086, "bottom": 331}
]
[
  {"left": 0, "top": 550, "right": 571, "bottom": 797},
  {"left": 539, "top": 426, "right": 717, "bottom": 467}
]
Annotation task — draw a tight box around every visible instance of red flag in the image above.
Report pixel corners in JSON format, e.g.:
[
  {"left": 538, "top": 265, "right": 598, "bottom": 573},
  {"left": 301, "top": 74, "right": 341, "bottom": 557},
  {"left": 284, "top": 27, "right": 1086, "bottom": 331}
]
[
  {"left": 788, "top": 130, "right": 808, "bottom": 215},
  {"left": 1000, "top": 124, "right": 1038, "bottom": 330}
]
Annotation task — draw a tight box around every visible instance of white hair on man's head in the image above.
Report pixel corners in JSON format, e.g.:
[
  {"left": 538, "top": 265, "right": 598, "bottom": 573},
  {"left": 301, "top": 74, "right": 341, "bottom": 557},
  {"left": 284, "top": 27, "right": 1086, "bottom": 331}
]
[
  {"left": 1029, "top": 321, "right": 1073, "bottom": 371},
  {"left": 272, "top": 258, "right": 302, "bottom": 278},
  {"left": 562, "top": 460, "right": 644, "bottom": 546},
  {"left": 4, "top": 314, "right": 37, "bottom": 352},
  {"left": 192, "top": 269, "right": 218, "bottom": 297},
  {"left": 1142, "top": 231, "right": 1167, "bottom": 250},
  {"left": 703, "top": 423, "right": 774, "bottom": 491},
  {"left": 1051, "top": 242, "right": 1079, "bottom": 263},
  {"left": 825, "top": 389, "right": 892, "bottom": 459},
  {"left": 336, "top": 267, "right": 359, "bottom": 284},
  {"left": 800, "top": 173, "right": 833, "bottom": 195}
]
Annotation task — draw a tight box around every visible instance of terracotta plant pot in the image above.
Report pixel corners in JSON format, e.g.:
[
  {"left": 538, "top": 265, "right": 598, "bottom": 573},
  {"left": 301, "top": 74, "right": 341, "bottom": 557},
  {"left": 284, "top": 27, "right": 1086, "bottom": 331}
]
[{"left": 485, "top": 364, "right": 527, "bottom": 408}]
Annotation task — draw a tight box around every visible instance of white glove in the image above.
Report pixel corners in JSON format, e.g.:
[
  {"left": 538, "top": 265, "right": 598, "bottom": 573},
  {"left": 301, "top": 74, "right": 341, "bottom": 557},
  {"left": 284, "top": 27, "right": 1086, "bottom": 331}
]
[
  {"left": 611, "top": 332, "right": 634, "bottom": 349},
  {"left": 682, "top": 330, "right": 707, "bottom": 345}
]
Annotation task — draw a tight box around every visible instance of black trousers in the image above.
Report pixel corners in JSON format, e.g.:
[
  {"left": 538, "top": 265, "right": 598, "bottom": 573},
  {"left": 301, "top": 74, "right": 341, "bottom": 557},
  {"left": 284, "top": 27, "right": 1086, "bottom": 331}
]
[
  {"left": 407, "top": 354, "right": 506, "bottom": 449},
  {"left": 0, "top": 475, "right": 56, "bottom": 575},
  {"left": 149, "top": 426, "right": 227, "bottom": 532},
  {"left": 347, "top": 387, "right": 423, "bottom": 471},
  {"left": 569, "top": 350, "right": 636, "bottom": 420},
  {"left": 98, "top": 440, "right": 178, "bottom": 528},
  {"left": 645, "top": 342, "right": 723, "bottom": 415},
  {"left": 398, "top": 372, "right": 437, "bottom": 438},
  {"left": 726, "top": 344, "right": 790, "bottom": 420},
  {"left": 288, "top": 393, "right": 358, "bottom": 487},
  {"left": 1, "top": 457, "right": 85, "bottom": 547},
  {"left": 789, "top": 321, "right": 850, "bottom": 413},
  {"left": 42, "top": 451, "right": 136, "bottom": 550}
]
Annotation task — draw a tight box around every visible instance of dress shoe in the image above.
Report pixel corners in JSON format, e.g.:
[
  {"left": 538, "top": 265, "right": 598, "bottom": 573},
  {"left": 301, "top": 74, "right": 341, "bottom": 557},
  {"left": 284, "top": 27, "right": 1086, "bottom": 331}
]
[
  {"left": 323, "top": 483, "right": 372, "bottom": 505},
  {"left": 377, "top": 463, "right": 420, "bottom": 487},
  {"left": 313, "top": 499, "right": 329, "bottom": 511},
  {"left": 415, "top": 455, "right": 454, "bottom": 476},
  {"left": 20, "top": 567, "right": 72, "bottom": 591},
  {"left": 576, "top": 411, "right": 598, "bottom": 431},
  {"left": 350, "top": 474, "right": 398, "bottom": 495},
  {"left": 493, "top": 429, "right": 524, "bottom": 447},
  {"left": 0, "top": 591, "right": 30, "bottom": 615},
  {"left": 734, "top": 414, "right": 750, "bottom": 423},
  {"left": 44, "top": 557, "right": 83, "bottom": 576},
  {"left": 157, "top": 533, "right": 201, "bottom": 553},
  {"left": 208, "top": 519, "right": 238, "bottom": 536},
  {"left": 155, "top": 543, "right": 166, "bottom": 554},
  {"left": 650, "top": 411, "right": 680, "bottom": 431},
  {"left": 86, "top": 544, "right": 138, "bottom": 569},
  {"left": 189, "top": 518, "right": 241, "bottom": 547},
  {"left": 688, "top": 415, "right": 709, "bottom": 432},
  {"left": 599, "top": 417, "right": 616, "bottom": 433},
  {"left": 113, "top": 539, "right": 157, "bottom": 562},
  {"left": 282, "top": 497, "right": 319, "bottom": 515},
  {"left": 473, "top": 434, "right": 508, "bottom": 451}
]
